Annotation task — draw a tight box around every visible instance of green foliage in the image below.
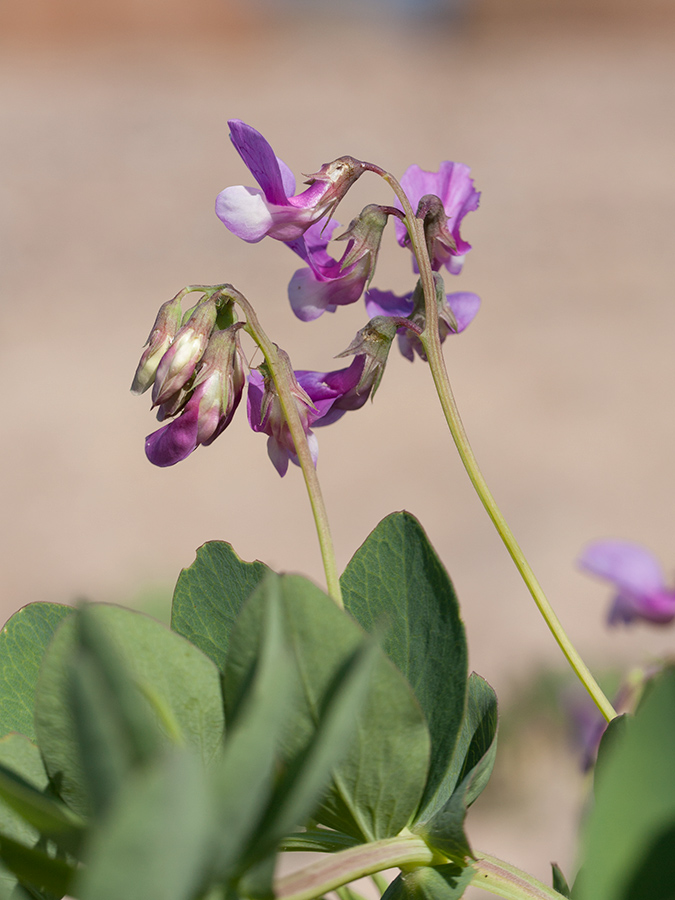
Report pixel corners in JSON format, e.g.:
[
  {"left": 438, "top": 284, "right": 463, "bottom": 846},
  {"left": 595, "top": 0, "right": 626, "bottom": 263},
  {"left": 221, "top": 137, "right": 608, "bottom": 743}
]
[
  {"left": 416, "top": 675, "right": 498, "bottom": 861},
  {"left": 551, "top": 864, "right": 571, "bottom": 897},
  {"left": 574, "top": 667, "right": 675, "bottom": 900},
  {"left": 34, "top": 604, "right": 225, "bottom": 817},
  {"left": 341, "top": 512, "right": 468, "bottom": 815},
  {"left": 382, "top": 864, "right": 475, "bottom": 900},
  {"left": 0, "top": 603, "right": 73, "bottom": 741},
  {"left": 171, "top": 541, "right": 270, "bottom": 671},
  {"left": 0, "top": 517, "right": 502, "bottom": 900},
  {"left": 224, "top": 572, "right": 431, "bottom": 843}
]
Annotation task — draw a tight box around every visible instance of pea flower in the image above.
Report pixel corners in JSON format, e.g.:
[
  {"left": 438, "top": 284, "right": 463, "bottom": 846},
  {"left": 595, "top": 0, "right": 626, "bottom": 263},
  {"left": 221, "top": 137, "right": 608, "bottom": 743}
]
[
  {"left": 395, "top": 162, "right": 480, "bottom": 275},
  {"left": 216, "top": 120, "right": 365, "bottom": 244},
  {"left": 578, "top": 540, "right": 675, "bottom": 625},
  {"left": 246, "top": 357, "right": 335, "bottom": 477},
  {"left": 247, "top": 324, "right": 396, "bottom": 475},
  {"left": 286, "top": 205, "right": 390, "bottom": 321},
  {"left": 365, "top": 283, "right": 480, "bottom": 361},
  {"left": 145, "top": 325, "right": 246, "bottom": 467}
]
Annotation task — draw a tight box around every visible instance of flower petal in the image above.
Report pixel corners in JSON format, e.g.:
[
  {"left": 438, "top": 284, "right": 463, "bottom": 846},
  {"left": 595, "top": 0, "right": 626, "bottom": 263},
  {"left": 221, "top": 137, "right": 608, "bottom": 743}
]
[
  {"left": 228, "top": 119, "right": 291, "bottom": 206},
  {"left": 215, "top": 184, "right": 274, "bottom": 243},
  {"left": 447, "top": 292, "right": 481, "bottom": 332},
  {"left": 145, "top": 404, "right": 200, "bottom": 467},
  {"left": 578, "top": 540, "right": 666, "bottom": 598}
]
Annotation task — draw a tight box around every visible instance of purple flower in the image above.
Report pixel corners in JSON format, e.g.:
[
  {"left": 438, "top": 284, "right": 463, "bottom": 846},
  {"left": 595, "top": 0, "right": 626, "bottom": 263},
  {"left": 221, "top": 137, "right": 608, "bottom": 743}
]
[
  {"left": 578, "top": 540, "right": 675, "bottom": 625},
  {"left": 365, "top": 287, "right": 480, "bottom": 361},
  {"left": 216, "top": 120, "right": 365, "bottom": 244},
  {"left": 395, "top": 162, "right": 480, "bottom": 275},
  {"left": 247, "top": 363, "right": 334, "bottom": 477},
  {"left": 145, "top": 325, "right": 246, "bottom": 467},
  {"left": 286, "top": 205, "right": 389, "bottom": 321},
  {"left": 247, "top": 353, "right": 379, "bottom": 475}
]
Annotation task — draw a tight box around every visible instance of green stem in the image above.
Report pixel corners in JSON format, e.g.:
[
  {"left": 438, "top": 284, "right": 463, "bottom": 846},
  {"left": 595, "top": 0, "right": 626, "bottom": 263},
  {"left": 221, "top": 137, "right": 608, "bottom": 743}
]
[
  {"left": 366, "top": 167, "right": 615, "bottom": 722},
  {"left": 274, "top": 838, "right": 567, "bottom": 900},
  {"left": 472, "top": 853, "right": 566, "bottom": 900},
  {"left": 218, "top": 286, "right": 343, "bottom": 609},
  {"left": 275, "top": 835, "right": 435, "bottom": 900}
]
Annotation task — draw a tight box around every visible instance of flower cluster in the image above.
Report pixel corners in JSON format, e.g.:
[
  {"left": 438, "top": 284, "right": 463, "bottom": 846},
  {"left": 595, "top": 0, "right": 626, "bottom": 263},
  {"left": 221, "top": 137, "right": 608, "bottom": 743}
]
[{"left": 133, "top": 120, "right": 482, "bottom": 473}]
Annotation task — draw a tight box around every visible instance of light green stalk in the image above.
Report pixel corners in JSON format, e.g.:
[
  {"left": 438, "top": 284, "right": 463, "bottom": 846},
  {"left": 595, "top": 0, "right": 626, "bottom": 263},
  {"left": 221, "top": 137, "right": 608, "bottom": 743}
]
[
  {"left": 363, "top": 170, "right": 615, "bottom": 722},
  {"left": 275, "top": 836, "right": 567, "bottom": 900}
]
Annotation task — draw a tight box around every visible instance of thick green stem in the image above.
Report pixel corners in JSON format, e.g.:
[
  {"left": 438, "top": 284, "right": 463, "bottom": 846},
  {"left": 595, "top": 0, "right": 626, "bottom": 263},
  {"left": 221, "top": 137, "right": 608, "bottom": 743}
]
[
  {"left": 275, "top": 835, "right": 435, "bottom": 900},
  {"left": 215, "top": 286, "right": 343, "bottom": 609},
  {"left": 275, "top": 838, "right": 567, "bottom": 900},
  {"left": 366, "top": 168, "right": 615, "bottom": 722}
]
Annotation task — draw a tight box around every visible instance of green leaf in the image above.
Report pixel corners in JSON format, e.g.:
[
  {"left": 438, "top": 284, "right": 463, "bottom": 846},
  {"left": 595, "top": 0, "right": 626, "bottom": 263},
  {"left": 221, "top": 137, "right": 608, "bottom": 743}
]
[
  {"left": 208, "top": 581, "right": 296, "bottom": 882},
  {"left": 224, "top": 573, "right": 430, "bottom": 843},
  {"left": 382, "top": 864, "right": 475, "bottom": 900},
  {"left": 0, "top": 604, "right": 73, "bottom": 741},
  {"left": 341, "top": 513, "right": 467, "bottom": 814},
  {"left": 575, "top": 667, "right": 675, "bottom": 900},
  {"left": 171, "top": 542, "right": 270, "bottom": 671},
  {"left": 280, "top": 830, "right": 361, "bottom": 853},
  {"left": 418, "top": 675, "right": 498, "bottom": 861},
  {"left": 0, "top": 737, "right": 48, "bottom": 850},
  {"left": 34, "top": 605, "right": 225, "bottom": 816},
  {"left": 252, "top": 633, "right": 381, "bottom": 861},
  {"left": 74, "top": 750, "right": 211, "bottom": 900},
  {"left": 0, "top": 756, "right": 84, "bottom": 855},
  {"left": 0, "top": 833, "right": 75, "bottom": 897},
  {"left": 552, "top": 863, "right": 571, "bottom": 897}
]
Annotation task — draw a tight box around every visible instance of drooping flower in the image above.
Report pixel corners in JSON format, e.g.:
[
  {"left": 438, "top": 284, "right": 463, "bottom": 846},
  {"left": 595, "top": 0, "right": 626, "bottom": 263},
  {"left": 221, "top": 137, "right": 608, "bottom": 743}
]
[
  {"left": 286, "top": 205, "right": 391, "bottom": 321},
  {"left": 578, "top": 540, "right": 675, "bottom": 625},
  {"left": 151, "top": 298, "right": 218, "bottom": 408},
  {"left": 365, "top": 282, "right": 480, "bottom": 361},
  {"left": 246, "top": 356, "right": 336, "bottom": 477},
  {"left": 216, "top": 120, "right": 365, "bottom": 244},
  {"left": 131, "top": 295, "right": 183, "bottom": 395},
  {"left": 395, "top": 162, "right": 480, "bottom": 275},
  {"left": 145, "top": 325, "right": 246, "bottom": 467}
]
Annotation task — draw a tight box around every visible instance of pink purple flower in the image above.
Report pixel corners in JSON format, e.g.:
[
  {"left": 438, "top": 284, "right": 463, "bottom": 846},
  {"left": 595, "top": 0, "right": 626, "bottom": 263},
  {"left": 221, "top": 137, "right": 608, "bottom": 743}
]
[
  {"left": 395, "top": 162, "right": 480, "bottom": 275},
  {"left": 286, "top": 204, "right": 390, "bottom": 322},
  {"left": 578, "top": 540, "right": 675, "bottom": 625},
  {"left": 365, "top": 286, "right": 480, "bottom": 361},
  {"left": 215, "top": 120, "right": 365, "bottom": 244}
]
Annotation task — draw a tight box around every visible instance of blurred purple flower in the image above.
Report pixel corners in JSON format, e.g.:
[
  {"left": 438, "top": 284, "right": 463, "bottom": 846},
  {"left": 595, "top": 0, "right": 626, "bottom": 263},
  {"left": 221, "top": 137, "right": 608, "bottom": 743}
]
[
  {"left": 578, "top": 540, "right": 675, "bottom": 625},
  {"left": 216, "top": 120, "right": 364, "bottom": 244},
  {"left": 365, "top": 288, "right": 480, "bottom": 360},
  {"left": 395, "top": 162, "right": 480, "bottom": 275}
]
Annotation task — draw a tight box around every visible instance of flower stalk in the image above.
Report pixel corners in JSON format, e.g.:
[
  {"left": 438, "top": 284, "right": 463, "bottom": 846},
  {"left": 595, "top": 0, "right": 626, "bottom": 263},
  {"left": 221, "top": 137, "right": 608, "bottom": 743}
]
[
  {"left": 275, "top": 837, "right": 567, "bottom": 900},
  {"left": 366, "top": 165, "right": 616, "bottom": 723},
  {"left": 218, "top": 285, "right": 343, "bottom": 609}
]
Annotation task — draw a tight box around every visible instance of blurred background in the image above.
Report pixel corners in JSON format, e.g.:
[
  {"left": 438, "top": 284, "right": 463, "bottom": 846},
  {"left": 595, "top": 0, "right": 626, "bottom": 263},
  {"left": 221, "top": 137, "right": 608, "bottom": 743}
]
[{"left": 1, "top": 0, "right": 674, "bottom": 891}]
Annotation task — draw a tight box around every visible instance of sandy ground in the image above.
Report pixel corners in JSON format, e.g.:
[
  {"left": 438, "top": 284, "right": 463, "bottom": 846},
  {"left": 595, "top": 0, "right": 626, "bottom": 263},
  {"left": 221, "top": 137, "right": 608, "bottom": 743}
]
[{"left": 1, "top": 12, "right": 675, "bottom": 892}]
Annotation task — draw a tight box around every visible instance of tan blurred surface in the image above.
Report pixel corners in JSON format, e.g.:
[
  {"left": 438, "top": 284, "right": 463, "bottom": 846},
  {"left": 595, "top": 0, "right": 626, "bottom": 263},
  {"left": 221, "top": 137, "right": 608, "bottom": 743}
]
[{"left": 2, "top": 3, "right": 675, "bottom": 890}]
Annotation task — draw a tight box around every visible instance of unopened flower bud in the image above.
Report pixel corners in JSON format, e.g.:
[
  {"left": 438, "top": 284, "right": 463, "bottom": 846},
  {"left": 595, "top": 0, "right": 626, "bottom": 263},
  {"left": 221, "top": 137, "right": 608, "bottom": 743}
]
[
  {"left": 415, "top": 193, "right": 458, "bottom": 267},
  {"left": 336, "top": 316, "right": 398, "bottom": 400},
  {"left": 130, "top": 296, "right": 183, "bottom": 395},
  {"left": 191, "top": 324, "right": 246, "bottom": 445},
  {"left": 151, "top": 298, "right": 217, "bottom": 407}
]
